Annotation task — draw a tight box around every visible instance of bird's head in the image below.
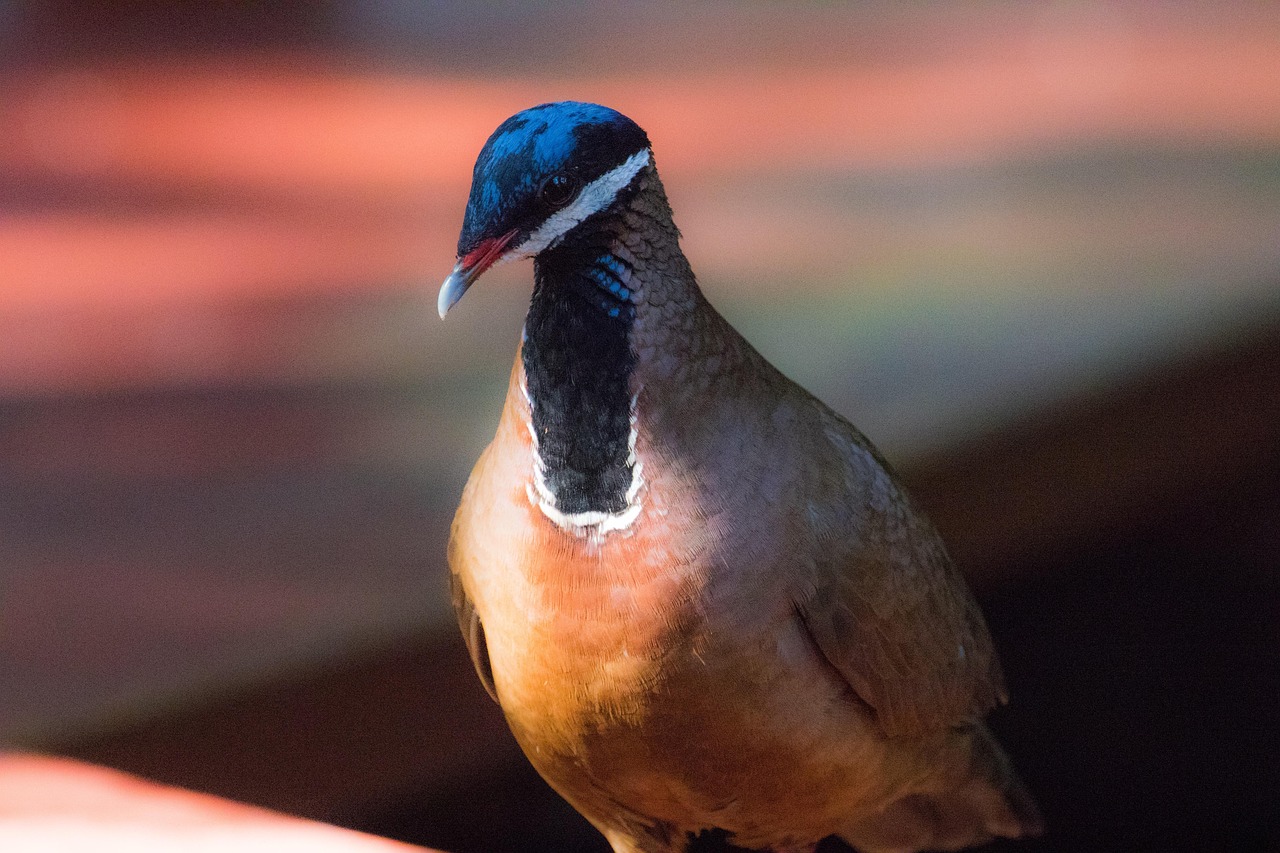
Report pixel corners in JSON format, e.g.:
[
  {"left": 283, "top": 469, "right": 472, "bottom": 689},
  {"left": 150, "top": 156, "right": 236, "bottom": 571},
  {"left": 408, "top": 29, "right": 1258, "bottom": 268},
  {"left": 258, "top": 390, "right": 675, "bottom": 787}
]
[{"left": 438, "top": 101, "right": 651, "bottom": 318}]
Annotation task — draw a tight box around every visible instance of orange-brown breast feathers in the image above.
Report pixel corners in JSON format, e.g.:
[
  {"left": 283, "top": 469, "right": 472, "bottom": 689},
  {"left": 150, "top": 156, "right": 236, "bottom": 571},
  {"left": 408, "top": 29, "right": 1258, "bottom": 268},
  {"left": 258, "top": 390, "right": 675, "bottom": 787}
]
[{"left": 446, "top": 355, "right": 713, "bottom": 746}]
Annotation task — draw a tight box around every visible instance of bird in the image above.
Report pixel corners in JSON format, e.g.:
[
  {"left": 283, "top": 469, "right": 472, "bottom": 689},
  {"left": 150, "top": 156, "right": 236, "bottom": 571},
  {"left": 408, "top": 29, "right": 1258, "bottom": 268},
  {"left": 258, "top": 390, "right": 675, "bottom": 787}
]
[{"left": 437, "top": 101, "right": 1043, "bottom": 853}]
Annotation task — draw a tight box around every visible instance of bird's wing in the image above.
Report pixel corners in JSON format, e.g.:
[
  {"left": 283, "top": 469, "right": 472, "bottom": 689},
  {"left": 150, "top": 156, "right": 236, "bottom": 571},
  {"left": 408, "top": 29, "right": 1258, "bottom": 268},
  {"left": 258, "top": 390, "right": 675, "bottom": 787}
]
[
  {"left": 451, "top": 570, "right": 499, "bottom": 703},
  {"left": 794, "top": 413, "right": 1007, "bottom": 739}
]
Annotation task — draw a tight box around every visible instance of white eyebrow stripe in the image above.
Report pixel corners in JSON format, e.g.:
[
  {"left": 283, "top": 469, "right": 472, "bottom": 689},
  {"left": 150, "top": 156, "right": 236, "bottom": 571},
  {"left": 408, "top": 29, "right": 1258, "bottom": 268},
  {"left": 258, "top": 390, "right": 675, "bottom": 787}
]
[{"left": 513, "top": 149, "right": 651, "bottom": 257}]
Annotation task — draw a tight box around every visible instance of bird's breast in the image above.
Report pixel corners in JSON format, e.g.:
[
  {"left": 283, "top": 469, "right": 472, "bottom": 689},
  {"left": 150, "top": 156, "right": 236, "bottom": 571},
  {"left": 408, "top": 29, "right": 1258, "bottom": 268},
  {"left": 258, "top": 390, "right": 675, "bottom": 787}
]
[
  {"left": 450, "top": 372, "right": 895, "bottom": 842},
  {"left": 455, "top": 398, "right": 717, "bottom": 749}
]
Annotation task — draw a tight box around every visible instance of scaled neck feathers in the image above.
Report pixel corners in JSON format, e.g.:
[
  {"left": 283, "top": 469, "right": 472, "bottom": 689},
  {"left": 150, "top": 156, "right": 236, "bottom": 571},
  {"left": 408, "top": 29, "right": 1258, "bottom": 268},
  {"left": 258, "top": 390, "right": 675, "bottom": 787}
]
[{"left": 519, "top": 163, "right": 701, "bottom": 536}]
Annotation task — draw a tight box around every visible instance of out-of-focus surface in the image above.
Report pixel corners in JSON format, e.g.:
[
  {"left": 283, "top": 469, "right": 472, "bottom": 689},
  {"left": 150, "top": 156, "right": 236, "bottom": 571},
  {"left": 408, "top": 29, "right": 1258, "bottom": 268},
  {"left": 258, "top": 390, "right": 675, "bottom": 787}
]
[
  {"left": 0, "top": 4, "right": 1277, "bottom": 848},
  {"left": 0, "top": 753, "right": 439, "bottom": 852}
]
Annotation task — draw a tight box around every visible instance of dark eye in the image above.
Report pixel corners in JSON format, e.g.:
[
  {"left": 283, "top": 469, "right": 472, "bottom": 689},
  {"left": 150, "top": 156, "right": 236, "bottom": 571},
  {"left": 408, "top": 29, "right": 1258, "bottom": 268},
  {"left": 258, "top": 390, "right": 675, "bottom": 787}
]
[{"left": 539, "top": 173, "right": 579, "bottom": 208}]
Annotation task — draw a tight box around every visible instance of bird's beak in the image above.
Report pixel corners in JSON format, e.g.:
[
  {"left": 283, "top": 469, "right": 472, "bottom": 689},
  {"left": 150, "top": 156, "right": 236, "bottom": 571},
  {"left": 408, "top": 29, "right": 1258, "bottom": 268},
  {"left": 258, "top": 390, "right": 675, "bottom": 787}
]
[{"left": 437, "top": 229, "right": 520, "bottom": 318}]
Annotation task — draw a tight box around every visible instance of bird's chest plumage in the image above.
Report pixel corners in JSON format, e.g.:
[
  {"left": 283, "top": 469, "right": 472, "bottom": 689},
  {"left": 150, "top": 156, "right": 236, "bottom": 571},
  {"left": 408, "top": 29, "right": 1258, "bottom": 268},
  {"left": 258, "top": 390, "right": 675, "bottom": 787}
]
[
  {"left": 456, "top": 398, "right": 710, "bottom": 731},
  {"left": 450, "top": 375, "right": 877, "bottom": 840}
]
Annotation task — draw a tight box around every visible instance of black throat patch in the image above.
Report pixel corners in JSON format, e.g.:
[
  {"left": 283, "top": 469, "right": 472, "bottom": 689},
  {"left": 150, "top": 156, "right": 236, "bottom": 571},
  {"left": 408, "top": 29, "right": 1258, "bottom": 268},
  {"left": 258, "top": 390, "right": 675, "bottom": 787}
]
[{"left": 522, "top": 234, "right": 637, "bottom": 517}]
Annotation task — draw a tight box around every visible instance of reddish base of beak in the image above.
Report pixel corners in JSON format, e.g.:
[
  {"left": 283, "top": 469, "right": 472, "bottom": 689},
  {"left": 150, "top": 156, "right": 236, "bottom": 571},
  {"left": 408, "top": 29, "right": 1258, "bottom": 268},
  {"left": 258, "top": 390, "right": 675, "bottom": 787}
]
[{"left": 438, "top": 229, "right": 520, "bottom": 318}]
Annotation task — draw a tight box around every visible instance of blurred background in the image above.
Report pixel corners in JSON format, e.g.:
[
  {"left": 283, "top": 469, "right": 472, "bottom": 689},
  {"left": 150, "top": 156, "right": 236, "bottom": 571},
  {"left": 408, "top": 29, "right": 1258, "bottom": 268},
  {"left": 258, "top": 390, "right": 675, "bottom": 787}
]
[{"left": 1, "top": 2, "right": 1277, "bottom": 851}]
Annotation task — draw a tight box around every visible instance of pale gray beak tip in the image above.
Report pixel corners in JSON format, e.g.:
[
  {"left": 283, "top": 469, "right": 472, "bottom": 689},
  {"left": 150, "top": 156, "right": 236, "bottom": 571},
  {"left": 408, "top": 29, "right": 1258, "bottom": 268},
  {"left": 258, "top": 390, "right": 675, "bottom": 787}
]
[
  {"left": 436, "top": 229, "right": 519, "bottom": 319},
  {"left": 437, "top": 265, "right": 469, "bottom": 319}
]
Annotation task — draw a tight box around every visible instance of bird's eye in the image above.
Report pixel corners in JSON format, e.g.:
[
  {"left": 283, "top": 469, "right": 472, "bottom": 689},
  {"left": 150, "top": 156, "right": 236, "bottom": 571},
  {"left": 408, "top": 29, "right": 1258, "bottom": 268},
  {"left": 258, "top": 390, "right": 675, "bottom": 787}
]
[{"left": 539, "top": 174, "right": 579, "bottom": 209}]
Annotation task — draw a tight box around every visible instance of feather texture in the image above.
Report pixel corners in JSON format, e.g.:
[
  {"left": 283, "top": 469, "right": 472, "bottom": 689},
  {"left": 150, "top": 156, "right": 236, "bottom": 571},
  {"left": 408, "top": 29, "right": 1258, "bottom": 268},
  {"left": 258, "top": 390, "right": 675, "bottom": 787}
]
[{"left": 442, "top": 103, "right": 1041, "bottom": 853}]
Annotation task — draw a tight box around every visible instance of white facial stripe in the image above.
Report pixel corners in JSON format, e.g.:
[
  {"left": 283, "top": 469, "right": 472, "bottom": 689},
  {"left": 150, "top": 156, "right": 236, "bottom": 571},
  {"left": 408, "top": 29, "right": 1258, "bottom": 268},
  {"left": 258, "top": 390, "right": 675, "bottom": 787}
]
[{"left": 513, "top": 149, "right": 652, "bottom": 258}]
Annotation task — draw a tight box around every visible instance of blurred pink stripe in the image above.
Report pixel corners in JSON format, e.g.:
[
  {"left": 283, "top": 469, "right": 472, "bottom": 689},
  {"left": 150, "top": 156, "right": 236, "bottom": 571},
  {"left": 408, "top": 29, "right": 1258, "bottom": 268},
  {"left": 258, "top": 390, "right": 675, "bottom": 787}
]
[
  {"left": 3, "top": 29, "right": 1280, "bottom": 197},
  {"left": 0, "top": 754, "right": 438, "bottom": 853}
]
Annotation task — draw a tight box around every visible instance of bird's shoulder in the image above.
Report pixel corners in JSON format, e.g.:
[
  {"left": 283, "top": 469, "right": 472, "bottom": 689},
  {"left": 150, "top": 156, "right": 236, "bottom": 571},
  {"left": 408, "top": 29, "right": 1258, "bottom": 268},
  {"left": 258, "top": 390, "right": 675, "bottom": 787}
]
[{"left": 695, "top": 347, "right": 1007, "bottom": 738}]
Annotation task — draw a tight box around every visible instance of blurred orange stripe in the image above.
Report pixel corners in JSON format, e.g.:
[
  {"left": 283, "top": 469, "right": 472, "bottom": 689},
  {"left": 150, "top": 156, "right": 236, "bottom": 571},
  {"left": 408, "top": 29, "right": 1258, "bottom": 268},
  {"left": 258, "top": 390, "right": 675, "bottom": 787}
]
[
  {"left": 0, "top": 754, "right": 437, "bottom": 853},
  {"left": 2, "top": 26, "right": 1279, "bottom": 200},
  {"left": 0, "top": 213, "right": 441, "bottom": 309}
]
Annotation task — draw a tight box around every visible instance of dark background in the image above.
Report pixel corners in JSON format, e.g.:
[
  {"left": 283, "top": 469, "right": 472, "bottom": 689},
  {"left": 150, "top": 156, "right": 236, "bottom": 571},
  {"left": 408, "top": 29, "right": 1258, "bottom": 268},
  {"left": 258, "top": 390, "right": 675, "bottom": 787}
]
[{"left": 2, "top": 3, "right": 1277, "bottom": 852}]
